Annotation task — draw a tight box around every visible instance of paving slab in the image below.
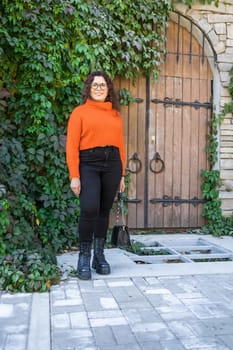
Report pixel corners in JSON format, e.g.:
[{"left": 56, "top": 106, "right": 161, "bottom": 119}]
[
  {"left": 57, "top": 234, "right": 233, "bottom": 279},
  {"left": 1, "top": 234, "right": 233, "bottom": 350}
]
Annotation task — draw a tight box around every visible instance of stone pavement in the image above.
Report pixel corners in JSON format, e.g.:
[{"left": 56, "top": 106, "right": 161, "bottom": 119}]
[{"left": 1, "top": 234, "right": 233, "bottom": 350}]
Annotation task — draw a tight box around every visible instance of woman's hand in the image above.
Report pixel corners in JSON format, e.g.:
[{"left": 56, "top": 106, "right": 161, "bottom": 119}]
[
  {"left": 119, "top": 176, "right": 125, "bottom": 193},
  {"left": 70, "top": 177, "right": 81, "bottom": 196}
]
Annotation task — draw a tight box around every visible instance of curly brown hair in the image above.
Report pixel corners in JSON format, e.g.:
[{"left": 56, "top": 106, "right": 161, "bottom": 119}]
[{"left": 82, "top": 71, "right": 120, "bottom": 111}]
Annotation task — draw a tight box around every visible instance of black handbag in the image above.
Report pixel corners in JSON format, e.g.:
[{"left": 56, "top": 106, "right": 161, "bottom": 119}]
[{"left": 111, "top": 192, "right": 131, "bottom": 247}]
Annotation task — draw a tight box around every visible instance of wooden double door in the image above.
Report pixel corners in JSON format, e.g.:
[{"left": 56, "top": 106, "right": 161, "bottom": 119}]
[{"left": 115, "top": 19, "right": 213, "bottom": 229}]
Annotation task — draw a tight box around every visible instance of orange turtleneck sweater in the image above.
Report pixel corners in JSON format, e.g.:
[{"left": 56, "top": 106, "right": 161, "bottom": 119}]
[{"left": 66, "top": 99, "right": 126, "bottom": 179}]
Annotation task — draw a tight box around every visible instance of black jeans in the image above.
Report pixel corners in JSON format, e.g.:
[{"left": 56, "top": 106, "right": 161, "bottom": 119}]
[{"left": 78, "top": 146, "right": 122, "bottom": 243}]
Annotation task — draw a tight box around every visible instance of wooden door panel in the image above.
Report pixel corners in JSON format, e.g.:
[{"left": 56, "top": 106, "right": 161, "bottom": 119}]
[
  {"left": 189, "top": 79, "right": 200, "bottom": 227},
  {"left": 148, "top": 79, "right": 157, "bottom": 226},
  {"left": 163, "top": 76, "right": 174, "bottom": 227},
  {"left": 181, "top": 79, "right": 192, "bottom": 227},
  {"left": 136, "top": 76, "right": 146, "bottom": 227},
  {"left": 172, "top": 77, "right": 183, "bottom": 227},
  {"left": 149, "top": 76, "right": 166, "bottom": 227},
  {"left": 116, "top": 76, "right": 146, "bottom": 229},
  {"left": 127, "top": 79, "right": 138, "bottom": 228}
]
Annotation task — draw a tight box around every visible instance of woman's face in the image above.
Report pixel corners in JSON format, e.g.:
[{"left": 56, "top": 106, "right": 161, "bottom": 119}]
[{"left": 90, "top": 76, "right": 108, "bottom": 102}]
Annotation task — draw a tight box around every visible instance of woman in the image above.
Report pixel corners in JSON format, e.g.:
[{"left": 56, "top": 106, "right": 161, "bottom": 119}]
[{"left": 66, "top": 71, "right": 126, "bottom": 280}]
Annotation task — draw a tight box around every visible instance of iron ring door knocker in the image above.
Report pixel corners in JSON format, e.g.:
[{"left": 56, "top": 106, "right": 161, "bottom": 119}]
[
  {"left": 149, "top": 152, "right": 165, "bottom": 173},
  {"left": 127, "top": 152, "right": 142, "bottom": 173}
]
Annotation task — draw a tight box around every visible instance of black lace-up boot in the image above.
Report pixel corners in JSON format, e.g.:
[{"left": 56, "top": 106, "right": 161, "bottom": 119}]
[
  {"left": 92, "top": 238, "right": 110, "bottom": 275},
  {"left": 77, "top": 242, "right": 92, "bottom": 280}
]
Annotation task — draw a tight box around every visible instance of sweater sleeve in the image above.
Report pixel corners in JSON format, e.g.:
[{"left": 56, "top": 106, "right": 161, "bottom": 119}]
[{"left": 66, "top": 108, "right": 82, "bottom": 179}]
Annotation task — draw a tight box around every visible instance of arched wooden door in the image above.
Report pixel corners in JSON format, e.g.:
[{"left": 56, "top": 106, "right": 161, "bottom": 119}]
[{"left": 115, "top": 17, "right": 213, "bottom": 229}]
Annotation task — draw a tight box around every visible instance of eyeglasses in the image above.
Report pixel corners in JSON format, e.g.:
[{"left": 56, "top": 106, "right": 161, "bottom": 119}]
[{"left": 91, "top": 83, "right": 107, "bottom": 90}]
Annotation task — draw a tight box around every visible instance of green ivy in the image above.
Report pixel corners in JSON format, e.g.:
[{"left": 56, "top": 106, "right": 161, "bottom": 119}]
[
  {"left": 223, "top": 67, "right": 233, "bottom": 115},
  {"left": 118, "top": 88, "right": 136, "bottom": 106},
  {"left": 201, "top": 67, "right": 233, "bottom": 236},
  {"left": 0, "top": 248, "right": 60, "bottom": 292},
  {"left": 173, "top": 0, "right": 219, "bottom": 6}
]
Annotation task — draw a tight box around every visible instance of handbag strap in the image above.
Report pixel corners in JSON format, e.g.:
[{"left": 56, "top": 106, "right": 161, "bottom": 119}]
[{"left": 115, "top": 194, "right": 126, "bottom": 226}]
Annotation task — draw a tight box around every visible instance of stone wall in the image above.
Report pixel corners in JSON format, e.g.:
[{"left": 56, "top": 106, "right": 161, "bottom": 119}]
[{"left": 174, "top": 0, "right": 233, "bottom": 217}]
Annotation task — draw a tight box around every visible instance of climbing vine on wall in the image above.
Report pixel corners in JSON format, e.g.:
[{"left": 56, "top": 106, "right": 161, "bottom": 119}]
[
  {"left": 201, "top": 67, "right": 233, "bottom": 236},
  {"left": 173, "top": 0, "right": 219, "bottom": 5}
]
